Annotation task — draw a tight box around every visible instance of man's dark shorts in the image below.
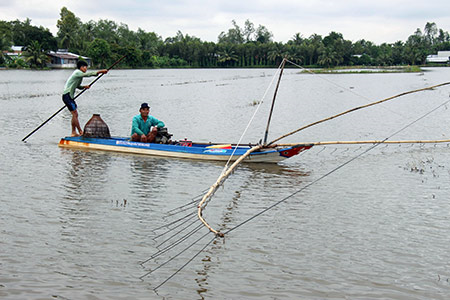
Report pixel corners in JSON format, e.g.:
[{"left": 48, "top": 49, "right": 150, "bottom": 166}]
[{"left": 62, "top": 93, "right": 77, "bottom": 111}]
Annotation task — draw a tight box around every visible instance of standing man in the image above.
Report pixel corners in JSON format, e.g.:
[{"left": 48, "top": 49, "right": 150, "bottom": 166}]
[
  {"left": 131, "top": 103, "right": 165, "bottom": 143},
  {"left": 62, "top": 61, "right": 108, "bottom": 136}
]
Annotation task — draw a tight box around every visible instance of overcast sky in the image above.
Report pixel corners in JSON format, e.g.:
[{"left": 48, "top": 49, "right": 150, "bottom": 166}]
[{"left": 1, "top": 0, "right": 450, "bottom": 44}]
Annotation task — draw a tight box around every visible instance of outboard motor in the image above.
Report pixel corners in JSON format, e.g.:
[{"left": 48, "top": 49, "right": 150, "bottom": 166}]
[
  {"left": 154, "top": 127, "right": 173, "bottom": 144},
  {"left": 83, "top": 114, "right": 111, "bottom": 138}
]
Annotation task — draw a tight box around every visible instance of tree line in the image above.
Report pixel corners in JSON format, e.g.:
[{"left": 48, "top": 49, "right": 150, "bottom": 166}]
[{"left": 1, "top": 7, "right": 450, "bottom": 69}]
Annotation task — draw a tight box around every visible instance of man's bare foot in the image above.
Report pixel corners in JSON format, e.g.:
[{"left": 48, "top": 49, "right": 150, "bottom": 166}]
[{"left": 71, "top": 132, "right": 80, "bottom": 137}]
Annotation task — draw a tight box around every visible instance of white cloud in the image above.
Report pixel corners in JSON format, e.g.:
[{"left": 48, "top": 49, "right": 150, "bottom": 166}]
[{"left": 1, "top": 0, "right": 449, "bottom": 44}]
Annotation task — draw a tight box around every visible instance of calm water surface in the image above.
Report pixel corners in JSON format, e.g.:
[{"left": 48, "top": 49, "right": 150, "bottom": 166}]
[{"left": 1, "top": 67, "right": 450, "bottom": 299}]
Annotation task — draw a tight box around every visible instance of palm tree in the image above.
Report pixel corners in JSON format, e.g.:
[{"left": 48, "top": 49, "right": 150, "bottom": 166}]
[
  {"left": 286, "top": 44, "right": 304, "bottom": 65},
  {"left": 22, "top": 41, "right": 49, "bottom": 68},
  {"left": 290, "top": 33, "right": 303, "bottom": 45},
  {"left": 267, "top": 42, "right": 285, "bottom": 66},
  {"left": 217, "top": 45, "right": 238, "bottom": 66},
  {"left": 305, "top": 34, "right": 324, "bottom": 66},
  {"left": 318, "top": 47, "right": 339, "bottom": 68}
]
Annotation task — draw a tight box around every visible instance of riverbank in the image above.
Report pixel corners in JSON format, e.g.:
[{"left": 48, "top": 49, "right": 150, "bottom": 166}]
[{"left": 3, "top": 64, "right": 445, "bottom": 73}]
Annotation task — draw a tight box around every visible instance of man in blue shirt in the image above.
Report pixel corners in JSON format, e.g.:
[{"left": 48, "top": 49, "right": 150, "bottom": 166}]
[{"left": 131, "top": 103, "right": 165, "bottom": 143}]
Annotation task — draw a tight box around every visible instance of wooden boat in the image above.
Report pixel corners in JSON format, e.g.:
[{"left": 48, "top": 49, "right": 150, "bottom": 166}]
[
  {"left": 57, "top": 60, "right": 315, "bottom": 164},
  {"left": 58, "top": 136, "right": 313, "bottom": 163}
]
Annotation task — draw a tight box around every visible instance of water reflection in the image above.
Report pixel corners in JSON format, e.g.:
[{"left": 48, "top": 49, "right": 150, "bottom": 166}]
[
  {"left": 59, "top": 149, "right": 113, "bottom": 239},
  {"left": 55, "top": 149, "right": 115, "bottom": 276},
  {"left": 129, "top": 155, "right": 170, "bottom": 197},
  {"left": 194, "top": 162, "right": 310, "bottom": 298},
  {"left": 243, "top": 162, "right": 310, "bottom": 176},
  {"left": 241, "top": 163, "right": 311, "bottom": 191},
  {"left": 62, "top": 149, "right": 112, "bottom": 201}
]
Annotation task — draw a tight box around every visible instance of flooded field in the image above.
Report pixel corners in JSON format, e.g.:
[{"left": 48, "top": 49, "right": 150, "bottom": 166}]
[{"left": 1, "top": 67, "right": 450, "bottom": 299}]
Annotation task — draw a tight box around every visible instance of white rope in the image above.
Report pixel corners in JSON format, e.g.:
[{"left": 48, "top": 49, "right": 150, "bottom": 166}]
[{"left": 221, "top": 62, "right": 285, "bottom": 174}]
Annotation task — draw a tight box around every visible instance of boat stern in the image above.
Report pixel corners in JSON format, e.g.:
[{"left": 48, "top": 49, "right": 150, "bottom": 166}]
[{"left": 278, "top": 144, "right": 314, "bottom": 158}]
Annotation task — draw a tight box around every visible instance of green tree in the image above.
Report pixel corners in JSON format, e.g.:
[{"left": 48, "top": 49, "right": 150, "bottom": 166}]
[
  {"left": 22, "top": 40, "right": 49, "bottom": 68},
  {"left": 136, "top": 28, "right": 161, "bottom": 54},
  {"left": 88, "top": 38, "right": 111, "bottom": 67},
  {"left": 357, "top": 54, "right": 373, "bottom": 65},
  {"left": 424, "top": 22, "right": 437, "bottom": 46},
  {"left": 117, "top": 23, "right": 139, "bottom": 47},
  {"left": 436, "top": 29, "right": 450, "bottom": 44},
  {"left": 0, "top": 21, "right": 12, "bottom": 64},
  {"left": 243, "top": 20, "right": 255, "bottom": 43},
  {"left": 218, "top": 20, "right": 244, "bottom": 44},
  {"left": 289, "top": 33, "right": 303, "bottom": 45},
  {"left": 267, "top": 42, "right": 285, "bottom": 65},
  {"left": 92, "top": 19, "right": 119, "bottom": 44},
  {"left": 8, "top": 19, "right": 56, "bottom": 50},
  {"left": 304, "top": 34, "right": 323, "bottom": 66},
  {"left": 318, "top": 47, "right": 340, "bottom": 67},
  {"left": 404, "top": 28, "right": 428, "bottom": 65},
  {"left": 75, "top": 21, "right": 96, "bottom": 53},
  {"left": 118, "top": 45, "right": 142, "bottom": 68},
  {"left": 162, "top": 31, "right": 203, "bottom": 67},
  {"left": 285, "top": 44, "right": 304, "bottom": 65},
  {"left": 217, "top": 44, "right": 238, "bottom": 66},
  {"left": 375, "top": 43, "right": 394, "bottom": 66},
  {"left": 255, "top": 25, "right": 273, "bottom": 43},
  {"left": 56, "top": 7, "right": 81, "bottom": 50},
  {"left": 391, "top": 41, "right": 405, "bottom": 65},
  {"left": 6, "top": 12, "right": 450, "bottom": 69},
  {"left": 322, "top": 31, "right": 346, "bottom": 66}
]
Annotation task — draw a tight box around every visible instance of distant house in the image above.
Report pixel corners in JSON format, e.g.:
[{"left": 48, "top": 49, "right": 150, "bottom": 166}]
[
  {"left": 3, "top": 45, "right": 24, "bottom": 59},
  {"left": 47, "top": 49, "right": 91, "bottom": 68},
  {"left": 426, "top": 51, "right": 450, "bottom": 63}
]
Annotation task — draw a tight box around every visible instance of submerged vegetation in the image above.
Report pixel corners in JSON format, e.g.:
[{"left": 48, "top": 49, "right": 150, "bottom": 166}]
[
  {"left": 1, "top": 7, "right": 450, "bottom": 69},
  {"left": 302, "top": 65, "right": 424, "bottom": 74}
]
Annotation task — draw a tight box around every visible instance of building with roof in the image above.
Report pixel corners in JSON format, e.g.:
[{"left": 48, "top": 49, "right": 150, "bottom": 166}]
[
  {"left": 426, "top": 51, "right": 450, "bottom": 64},
  {"left": 47, "top": 49, "right": 91, "bottom": 68},
  {"left": 2, "top": 46, "right": 24, "bottom": 59}
]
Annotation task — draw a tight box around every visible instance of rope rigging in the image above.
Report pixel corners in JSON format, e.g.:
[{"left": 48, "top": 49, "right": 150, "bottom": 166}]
[
  {"left": 196, "top": 60, "right": 450, "bottom": 237},
  {"left": 140, "top": 60, "right": 450, "bottom": 290},
  {"left": 222, "top": 95, "right": 450, "bottom": 236},
  {"left": 267, "top": 81, "right": 450, "bottom": 146}
]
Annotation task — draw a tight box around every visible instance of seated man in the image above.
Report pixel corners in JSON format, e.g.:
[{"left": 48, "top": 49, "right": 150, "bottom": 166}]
[{"left": 131, "top": 103, "right": 165, "bottom": 143}]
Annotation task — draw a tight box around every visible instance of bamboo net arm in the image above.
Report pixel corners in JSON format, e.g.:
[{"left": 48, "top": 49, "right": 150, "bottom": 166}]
[
  {"left": 197, "top": 81, "right": 450, "bottom": 236},
  {"left": 197, "top": 145, "right": 263, "bottom": 237},
  {"left": 276, "top": 139, "right": 450, "bottom": 146},
  {"left": 267, "top": 81, "right": 450, "bottom": 146}
]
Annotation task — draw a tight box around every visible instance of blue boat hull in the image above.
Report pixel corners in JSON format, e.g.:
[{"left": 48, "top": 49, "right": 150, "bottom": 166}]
[{"left": 59, "top": 136, "right": 313, "bottom": 163}]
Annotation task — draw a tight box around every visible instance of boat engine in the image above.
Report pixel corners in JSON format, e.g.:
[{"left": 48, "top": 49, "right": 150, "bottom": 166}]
[
  {"left": 83, "top": 114, "right": 111, "bottom": 138},
  {"left": 154, "top": 127, "right": 173, "bottom": 144}
]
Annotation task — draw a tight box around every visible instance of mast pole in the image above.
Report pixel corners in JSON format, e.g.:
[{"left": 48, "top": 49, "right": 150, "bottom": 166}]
[{"left": 263, "top": 58, "right": 286, "bottom": 145}]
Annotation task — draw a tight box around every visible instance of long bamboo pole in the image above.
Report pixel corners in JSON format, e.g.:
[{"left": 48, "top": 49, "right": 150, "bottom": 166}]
[
  {"left": 276, "top": 139, "right": 450, "bottom": 146},
  {"left": 196, "top": 81, "right": 450, "bottom": 236},
  {"left": 267, "top": 81, "right": 450, "bottom": 146}
]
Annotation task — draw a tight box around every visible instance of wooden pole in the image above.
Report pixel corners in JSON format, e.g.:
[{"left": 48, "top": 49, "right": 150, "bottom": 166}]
[
  {"left": 263, "top": 58, "right": 286, "bottom": 145},
  {"left": 275, "top": 139, "right": 450, "bottom": 146},
  {"left": 196, "top": 81, "right": 450, "bottom": 235},
  {"left": 22, "top": 55, "right": 126, "bottom": 142}
]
